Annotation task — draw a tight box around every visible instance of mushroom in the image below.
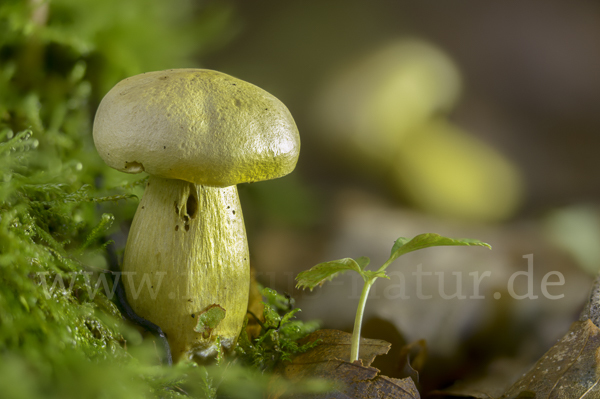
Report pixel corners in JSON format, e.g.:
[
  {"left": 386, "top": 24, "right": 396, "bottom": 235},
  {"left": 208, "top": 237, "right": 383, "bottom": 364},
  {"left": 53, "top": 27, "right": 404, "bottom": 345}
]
[{"left": 92, "top": 69, "right": 300, "bottom": 361}]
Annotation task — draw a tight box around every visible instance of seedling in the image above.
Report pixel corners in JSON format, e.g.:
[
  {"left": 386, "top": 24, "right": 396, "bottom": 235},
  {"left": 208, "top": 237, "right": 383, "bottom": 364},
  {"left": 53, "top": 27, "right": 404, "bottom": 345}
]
[{"left": 296, "top": 233, "right": 491, "bottom": 362}]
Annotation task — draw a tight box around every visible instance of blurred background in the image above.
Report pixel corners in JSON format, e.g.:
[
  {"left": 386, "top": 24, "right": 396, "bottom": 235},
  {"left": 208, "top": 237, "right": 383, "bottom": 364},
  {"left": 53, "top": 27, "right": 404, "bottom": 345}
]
[
  {"left": 198, "top": 0, "right": 600, "bottom": 391},
  {"left": 3, "top": 0, "right": 600, "bottom": 394}
]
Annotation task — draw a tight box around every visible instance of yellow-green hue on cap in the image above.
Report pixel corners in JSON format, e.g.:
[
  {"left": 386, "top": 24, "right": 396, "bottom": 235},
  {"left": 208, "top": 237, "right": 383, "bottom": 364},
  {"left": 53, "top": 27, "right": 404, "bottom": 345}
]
[{"left": 93, "top": 69, "right": 300, "bottom": 187}]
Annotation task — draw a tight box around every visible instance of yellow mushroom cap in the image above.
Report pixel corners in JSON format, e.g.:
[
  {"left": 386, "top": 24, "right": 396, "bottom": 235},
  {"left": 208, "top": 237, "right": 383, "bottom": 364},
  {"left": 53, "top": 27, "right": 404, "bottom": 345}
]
[{"left": 93, "top": 69, "right": 300, "bottom": 187}]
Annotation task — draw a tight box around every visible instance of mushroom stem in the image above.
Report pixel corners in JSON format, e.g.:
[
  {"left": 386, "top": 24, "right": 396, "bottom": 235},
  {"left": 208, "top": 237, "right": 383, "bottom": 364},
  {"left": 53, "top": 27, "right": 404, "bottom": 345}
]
[{"left": 122, "top": 175, "right": 250, "bottom": 361}]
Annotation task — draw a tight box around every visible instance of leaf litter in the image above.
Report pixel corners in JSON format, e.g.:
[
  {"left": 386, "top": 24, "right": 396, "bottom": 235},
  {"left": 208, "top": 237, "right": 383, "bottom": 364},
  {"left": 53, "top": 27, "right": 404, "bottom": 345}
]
[
  {"left": 438, "top": 273, "right": 600, "bottom": 398},
  {"left": 501, "top": 319, "right": 600, "bottom": 398},
  {"left": 270, "top": 329, "right": 420, "bottom": 398}
]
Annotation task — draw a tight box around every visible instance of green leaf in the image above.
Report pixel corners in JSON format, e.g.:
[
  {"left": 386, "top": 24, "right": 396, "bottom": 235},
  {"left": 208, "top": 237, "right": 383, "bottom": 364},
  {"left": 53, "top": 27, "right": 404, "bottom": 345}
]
[
  {"left": 390, "top": 237, "right": 410, "bottom": 257},
  {"left": 296, "top": 258, "right": 364, "bottom": 290},
  {"left": 355, "top": 256, "right": 370, "bottom": 270},
  {"left": 362, "top": 270, "right": 389, "bottom": 281},
  {"left": 389, "top": 233, "right": 491, "bottom": 265}
]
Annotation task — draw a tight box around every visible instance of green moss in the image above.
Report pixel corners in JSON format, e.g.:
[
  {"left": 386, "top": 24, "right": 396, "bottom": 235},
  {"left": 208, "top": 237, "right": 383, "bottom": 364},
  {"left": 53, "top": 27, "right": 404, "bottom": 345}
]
[{"left": 236, "top": 287, "right": 320, "bottom": 371}]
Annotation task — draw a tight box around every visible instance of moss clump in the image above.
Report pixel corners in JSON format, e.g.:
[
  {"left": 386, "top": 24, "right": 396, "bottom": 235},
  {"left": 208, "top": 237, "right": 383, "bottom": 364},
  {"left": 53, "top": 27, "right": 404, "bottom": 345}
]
[{"left": 237, "top": 287, "right": 320, "bottom": 371}]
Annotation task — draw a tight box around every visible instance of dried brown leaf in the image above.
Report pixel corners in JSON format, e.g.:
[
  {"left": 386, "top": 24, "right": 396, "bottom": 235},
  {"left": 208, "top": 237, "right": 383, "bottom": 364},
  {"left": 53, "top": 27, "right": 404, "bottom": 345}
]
[
  {"left": 501, "top": 319, "right": 600, "bottom": 398},
  {"left": 296, "top": 329, "right": 392, "bottom": 366},
  {"left": 272, "top": 329, "right": 420, "bottom": 398}
]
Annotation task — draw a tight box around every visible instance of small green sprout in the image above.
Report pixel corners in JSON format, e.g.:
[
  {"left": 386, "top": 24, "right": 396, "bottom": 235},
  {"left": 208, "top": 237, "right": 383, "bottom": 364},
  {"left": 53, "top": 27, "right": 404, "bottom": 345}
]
[
  {"left": 236, "top": 288, "right": 320, "bottom": 371},
  {"left": 296, "top": 233, "right": 491, "bottom": 363}
]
